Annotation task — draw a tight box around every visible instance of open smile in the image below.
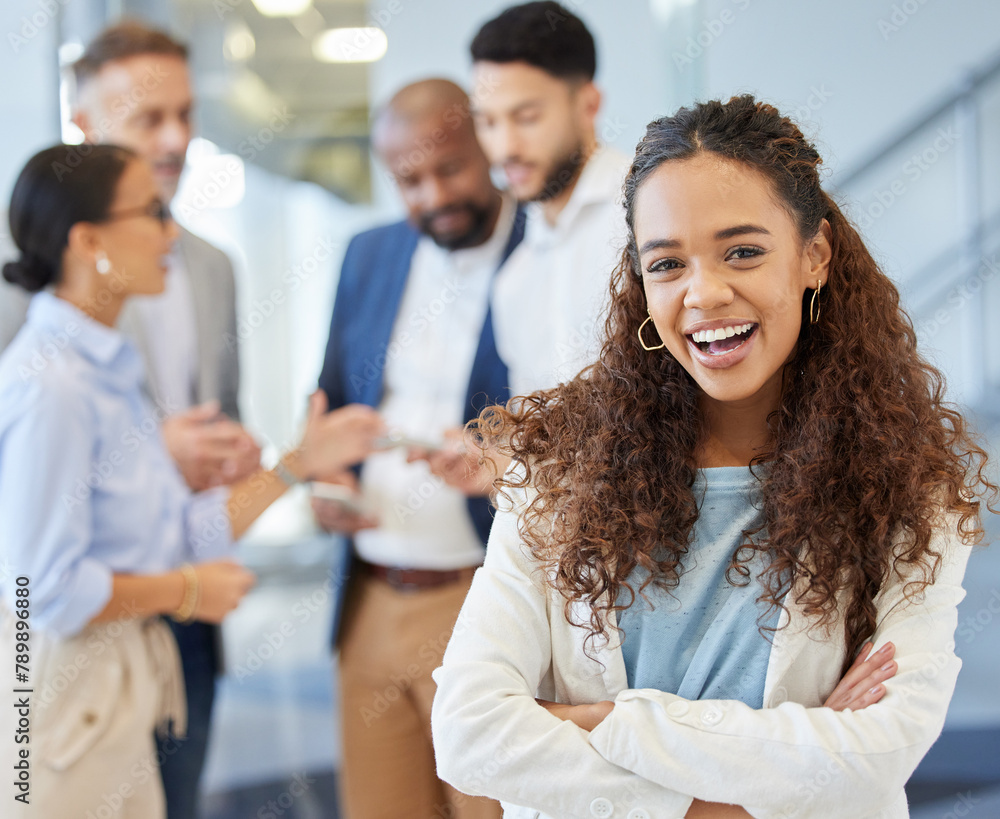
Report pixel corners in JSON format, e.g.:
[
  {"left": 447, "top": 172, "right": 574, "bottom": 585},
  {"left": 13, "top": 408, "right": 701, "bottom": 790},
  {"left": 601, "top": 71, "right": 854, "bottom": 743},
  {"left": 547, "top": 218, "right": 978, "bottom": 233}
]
[{"left": 686, "top": 322, "right": 758, "bottom": 368}]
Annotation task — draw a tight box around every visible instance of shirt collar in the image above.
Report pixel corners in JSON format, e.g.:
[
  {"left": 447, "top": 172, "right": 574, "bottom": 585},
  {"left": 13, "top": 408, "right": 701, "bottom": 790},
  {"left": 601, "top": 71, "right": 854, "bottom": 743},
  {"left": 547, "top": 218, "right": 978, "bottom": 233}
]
[{"left": 27, "top": 291, "right": 128, "bottom": 366}]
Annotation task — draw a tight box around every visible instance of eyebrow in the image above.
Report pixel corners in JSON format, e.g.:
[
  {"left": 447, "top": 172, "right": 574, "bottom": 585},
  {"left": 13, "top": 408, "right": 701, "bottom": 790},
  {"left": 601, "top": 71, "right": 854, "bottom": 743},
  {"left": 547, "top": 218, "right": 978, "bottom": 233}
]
[
  {"left": 639, "top": 224, "right": 772, "bottom": 255},
  {"left": 472, "top": 99, "right": 543, "bottom": 118}
]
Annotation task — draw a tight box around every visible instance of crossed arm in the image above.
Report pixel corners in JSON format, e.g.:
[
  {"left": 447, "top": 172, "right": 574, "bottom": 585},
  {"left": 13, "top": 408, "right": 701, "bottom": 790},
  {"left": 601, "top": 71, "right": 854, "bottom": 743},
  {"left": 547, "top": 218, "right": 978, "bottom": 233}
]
[{"left": 431, "top": 492, "right": 970, "bottom": 819}]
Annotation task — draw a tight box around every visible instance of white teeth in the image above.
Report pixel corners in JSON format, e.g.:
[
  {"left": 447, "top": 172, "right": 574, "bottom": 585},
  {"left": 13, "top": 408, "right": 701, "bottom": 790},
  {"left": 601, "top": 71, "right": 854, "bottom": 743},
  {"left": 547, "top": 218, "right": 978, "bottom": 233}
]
[{"left": 690, "top": 323, "right": 754, "bottom": 343}]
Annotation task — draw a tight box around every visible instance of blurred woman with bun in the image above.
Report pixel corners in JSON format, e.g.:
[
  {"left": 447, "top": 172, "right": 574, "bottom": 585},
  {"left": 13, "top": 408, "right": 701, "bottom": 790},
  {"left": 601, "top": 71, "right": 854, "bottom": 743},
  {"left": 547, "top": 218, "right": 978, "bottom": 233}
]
[{"left": 0, "top": 144, "right": 383, "bottom": 817}]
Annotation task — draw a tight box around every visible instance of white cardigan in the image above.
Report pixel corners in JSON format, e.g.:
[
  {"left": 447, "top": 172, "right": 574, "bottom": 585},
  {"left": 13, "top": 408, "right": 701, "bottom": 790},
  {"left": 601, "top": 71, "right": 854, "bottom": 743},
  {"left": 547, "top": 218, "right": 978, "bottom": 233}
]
[{"left": 431, "top": 484, "right": 972, "bottom": 819}]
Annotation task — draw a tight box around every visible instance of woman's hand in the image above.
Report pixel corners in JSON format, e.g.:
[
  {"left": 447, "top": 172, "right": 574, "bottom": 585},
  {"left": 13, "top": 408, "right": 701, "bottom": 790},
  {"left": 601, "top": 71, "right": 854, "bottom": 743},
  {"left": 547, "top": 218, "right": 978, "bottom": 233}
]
[
  {"left": 535, "top": 698, "right": 614, "bottom": 732},
  {"left": 190, "top": 560, "right": 256, "bottom": 623},
  {"left": 295, "top": 391, "right": 385, "bottom": 479},
  {"left": 823, "top": 641, "right": 897, "bottom": 711},
  {"left": 311, "top": 471, "right": 379, "bottom": 534}
]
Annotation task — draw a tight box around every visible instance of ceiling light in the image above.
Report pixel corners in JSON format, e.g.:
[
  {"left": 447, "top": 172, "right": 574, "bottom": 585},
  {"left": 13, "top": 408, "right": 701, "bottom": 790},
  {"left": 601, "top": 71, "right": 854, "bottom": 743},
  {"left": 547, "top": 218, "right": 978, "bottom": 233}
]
[
  {"left": 251, "top": 0, "right": 312, "bottom": 18},
  {"left": 224, "top": 22, "right": 256, "bottom": 62},
  {"left": 312, "top": 27, "right": 388, "bottom": 63}
]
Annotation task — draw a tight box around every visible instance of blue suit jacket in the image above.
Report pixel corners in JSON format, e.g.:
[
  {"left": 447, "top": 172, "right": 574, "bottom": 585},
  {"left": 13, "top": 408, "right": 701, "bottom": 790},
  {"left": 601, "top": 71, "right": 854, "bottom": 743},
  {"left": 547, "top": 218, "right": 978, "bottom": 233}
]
[{"left": 317, "top": 208, "right": 525, "bottom": 547}]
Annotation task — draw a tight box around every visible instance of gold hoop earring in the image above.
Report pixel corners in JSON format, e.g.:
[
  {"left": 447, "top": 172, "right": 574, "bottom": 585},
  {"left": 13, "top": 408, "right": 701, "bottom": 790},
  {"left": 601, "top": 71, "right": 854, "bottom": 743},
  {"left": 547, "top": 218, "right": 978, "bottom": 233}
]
[
  {"left": 809, "top": 279, "right": 822, "bottom": 325},
  {"left": 638, "top": 311, "right": 664, "bottom": 351}
]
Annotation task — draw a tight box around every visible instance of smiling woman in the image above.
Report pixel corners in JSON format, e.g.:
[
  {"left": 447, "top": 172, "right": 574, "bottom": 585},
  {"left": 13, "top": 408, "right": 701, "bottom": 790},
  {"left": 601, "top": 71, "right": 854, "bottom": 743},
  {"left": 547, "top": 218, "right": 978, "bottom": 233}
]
[
  {"left": 0, "top": 145, "right": 384, "bottom": 818},
  {"left": 430, "top": 96, "right": 997, "bottom": 818}
]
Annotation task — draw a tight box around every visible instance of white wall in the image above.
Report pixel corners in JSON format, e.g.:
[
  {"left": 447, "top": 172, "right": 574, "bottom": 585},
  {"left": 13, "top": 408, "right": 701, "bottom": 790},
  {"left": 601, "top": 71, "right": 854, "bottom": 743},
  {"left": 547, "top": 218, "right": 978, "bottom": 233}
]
[
  {"left": 367, "top": 0, "right": 670, "bottom": 208},
  {"left": 0, "top": 1, "right": 62, "bottom": 206}
]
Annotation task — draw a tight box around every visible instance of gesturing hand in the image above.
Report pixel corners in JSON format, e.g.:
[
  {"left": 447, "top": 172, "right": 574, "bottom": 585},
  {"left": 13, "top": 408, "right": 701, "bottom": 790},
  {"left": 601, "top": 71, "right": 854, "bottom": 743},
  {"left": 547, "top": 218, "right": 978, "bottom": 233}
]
[
  {"left": 311, "top": 471, "right": 379, "bottom": 534},
  {"left": 297, "top": 391, "right": 385, "bottom": 478},
  {"left": 823, "top": 641, "right": 897, "bottom": 711},
  {"left": 162, "top": 401, "right": 261, "bottom": 491}
]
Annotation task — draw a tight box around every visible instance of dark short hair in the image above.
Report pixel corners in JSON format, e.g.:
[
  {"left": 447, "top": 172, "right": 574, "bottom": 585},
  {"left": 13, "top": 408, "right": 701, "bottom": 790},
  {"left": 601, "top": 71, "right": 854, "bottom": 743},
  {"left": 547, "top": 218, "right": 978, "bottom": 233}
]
[
  {"left": 470, "top": 2, "right": 596, "bottom": 82},
  {"left": 73, "top": 20, "right": 188, "bottom": 86},
  {"left": 3, "top": 144, "right": 136, "bottom": 293}
]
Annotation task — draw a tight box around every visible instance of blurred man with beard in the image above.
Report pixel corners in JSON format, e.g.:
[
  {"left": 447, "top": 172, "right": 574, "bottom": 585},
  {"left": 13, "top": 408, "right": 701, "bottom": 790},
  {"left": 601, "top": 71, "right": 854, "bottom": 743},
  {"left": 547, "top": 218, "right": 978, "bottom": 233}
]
[
  {"left": 0, "top": 22, "right": 261, "bottom": 819},
  {"left": 470, "top": 1, "right": 631, "bottom": 396},
  {"left": 314, "top": 78, "right": 519, "bottom": 818}
]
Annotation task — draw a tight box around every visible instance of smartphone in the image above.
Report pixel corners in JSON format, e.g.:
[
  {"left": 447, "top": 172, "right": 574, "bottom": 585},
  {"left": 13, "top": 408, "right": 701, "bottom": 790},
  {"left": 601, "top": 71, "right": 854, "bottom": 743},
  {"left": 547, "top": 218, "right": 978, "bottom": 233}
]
[
  {"left": 310, "top": 482, "right": 368, "bottom": 516},
  {"left": 374, "top": 429, "right": 444, "bottom": 453}
]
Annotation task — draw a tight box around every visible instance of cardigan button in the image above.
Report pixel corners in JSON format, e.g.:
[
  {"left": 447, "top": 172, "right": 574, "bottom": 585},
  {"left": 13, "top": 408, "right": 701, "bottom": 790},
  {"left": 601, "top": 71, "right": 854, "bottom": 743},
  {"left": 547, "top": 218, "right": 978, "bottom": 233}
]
[
  {"left": 590, "top": 797, "right": 614, "bottom": 817},
  {"left": 701, "top": 705, "right": 724, "bottom": 726},
  {"left": 666, "top": 700, "right": 689, "bottom": 718},
  {"left": 627, "top": 810, "right": 651, "bottom": 819}
]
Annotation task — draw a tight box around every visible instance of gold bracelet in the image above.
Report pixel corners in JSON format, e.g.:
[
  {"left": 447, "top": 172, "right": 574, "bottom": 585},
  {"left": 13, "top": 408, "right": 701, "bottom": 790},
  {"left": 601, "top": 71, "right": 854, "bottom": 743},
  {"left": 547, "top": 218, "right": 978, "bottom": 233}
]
[{"left": 171, "top": 563, "right": 199, "bottom": 623}]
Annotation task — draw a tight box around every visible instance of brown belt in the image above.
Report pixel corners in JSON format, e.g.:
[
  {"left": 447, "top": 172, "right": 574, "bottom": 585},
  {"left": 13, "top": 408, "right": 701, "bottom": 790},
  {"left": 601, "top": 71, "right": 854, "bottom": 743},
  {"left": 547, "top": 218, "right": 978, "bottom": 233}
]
[{"left": 359, "top": 559, "right": 476, "bottom": 592}]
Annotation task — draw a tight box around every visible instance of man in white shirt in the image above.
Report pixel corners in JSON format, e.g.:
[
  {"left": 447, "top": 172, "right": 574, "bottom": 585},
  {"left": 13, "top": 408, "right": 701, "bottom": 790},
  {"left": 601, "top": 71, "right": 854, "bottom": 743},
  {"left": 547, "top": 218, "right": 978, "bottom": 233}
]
[
  {"left": 470, "top": 0, "right": 631, "bottom": 396},
  {"left": 314, "top": 79, "right": 520, "bottom": 819},
  {"left": 420, "top": 2, "right": 631, "bottom": 495}
]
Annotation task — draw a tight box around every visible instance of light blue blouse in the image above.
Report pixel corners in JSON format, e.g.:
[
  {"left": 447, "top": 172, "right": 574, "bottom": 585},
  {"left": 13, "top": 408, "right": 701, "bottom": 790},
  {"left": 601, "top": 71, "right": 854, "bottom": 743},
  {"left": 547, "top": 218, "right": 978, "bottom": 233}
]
[
  {"left": 616, "top": 466, "right": 779, "bottom": 708},
  {"left": 0, "top": 293, "right": 234, "bottom": 638}
]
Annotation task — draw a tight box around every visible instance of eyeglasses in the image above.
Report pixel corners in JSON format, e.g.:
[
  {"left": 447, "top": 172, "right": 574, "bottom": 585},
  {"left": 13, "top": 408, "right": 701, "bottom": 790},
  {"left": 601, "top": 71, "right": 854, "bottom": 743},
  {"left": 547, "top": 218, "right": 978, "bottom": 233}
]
[{"left": 104, "top": 199, "right": 173, "bottom": 227}]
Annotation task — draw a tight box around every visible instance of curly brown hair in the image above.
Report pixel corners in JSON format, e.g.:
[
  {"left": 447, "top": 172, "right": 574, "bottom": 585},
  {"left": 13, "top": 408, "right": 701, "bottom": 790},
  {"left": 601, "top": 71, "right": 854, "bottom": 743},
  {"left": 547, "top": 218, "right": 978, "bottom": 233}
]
[{"left": 482, "top": 95, "right": 994, "bottom": 675}]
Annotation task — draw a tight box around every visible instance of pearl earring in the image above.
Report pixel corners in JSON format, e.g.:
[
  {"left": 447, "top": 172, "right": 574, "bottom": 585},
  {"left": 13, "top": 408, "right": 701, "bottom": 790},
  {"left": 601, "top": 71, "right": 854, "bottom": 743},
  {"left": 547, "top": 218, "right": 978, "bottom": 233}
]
[{"left": 96, "top": 252, "right": 111, "bottom": 275}]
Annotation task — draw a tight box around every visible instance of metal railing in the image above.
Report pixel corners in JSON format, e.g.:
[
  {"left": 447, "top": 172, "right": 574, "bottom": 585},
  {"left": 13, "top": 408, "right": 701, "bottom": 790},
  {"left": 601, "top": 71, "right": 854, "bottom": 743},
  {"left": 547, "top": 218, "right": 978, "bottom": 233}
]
[{"left": 831, "top": 47, "right": 1000, "bottom": 412}]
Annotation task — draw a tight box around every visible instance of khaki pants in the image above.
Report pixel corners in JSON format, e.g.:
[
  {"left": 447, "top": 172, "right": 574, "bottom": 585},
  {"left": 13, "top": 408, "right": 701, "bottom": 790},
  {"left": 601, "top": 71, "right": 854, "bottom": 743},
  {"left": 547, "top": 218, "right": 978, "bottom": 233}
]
[
  {"left": 338, "top": 570, "right": 502, "bottom": 819},
  {"left": 0, "top": 611, "right": 183, "bottom": 818}
]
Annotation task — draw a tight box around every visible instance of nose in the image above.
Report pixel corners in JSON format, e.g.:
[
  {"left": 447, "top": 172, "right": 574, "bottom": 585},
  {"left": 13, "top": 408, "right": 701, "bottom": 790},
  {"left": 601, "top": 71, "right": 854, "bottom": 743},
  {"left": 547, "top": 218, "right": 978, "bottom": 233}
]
[
  {"left": 478, "top": 119, "right": 516, "bottom": 167},
  {"left": 422, "top": 176, "right": 451, "bottom": 212},
  {"left": 164, "top": 217, "right": 180, "bottom": 244},
  {"left": 159, "top": 117, "right": 190, "bottom": 155},
  {"left": 682, "top": 263, "right": 734, "bottom": 311}
]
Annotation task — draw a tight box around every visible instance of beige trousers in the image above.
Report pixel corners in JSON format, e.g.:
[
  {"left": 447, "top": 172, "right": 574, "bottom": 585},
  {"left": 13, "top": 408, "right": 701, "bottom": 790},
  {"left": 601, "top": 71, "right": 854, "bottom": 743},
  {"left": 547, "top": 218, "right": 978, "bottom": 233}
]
[
  {"left": 338, "top": 570, "right": 503, "bottom": 819},
  {"left": 0, "top": 610, "right": 184, "bottom": 819}
]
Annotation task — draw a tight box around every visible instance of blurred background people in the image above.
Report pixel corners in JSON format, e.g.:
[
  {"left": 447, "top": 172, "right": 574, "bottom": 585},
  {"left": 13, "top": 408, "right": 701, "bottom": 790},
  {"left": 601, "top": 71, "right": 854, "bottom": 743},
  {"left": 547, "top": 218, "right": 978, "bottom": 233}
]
[
  {"left": 470, "top": 1, "right": 631, "bottom": 397},
  {"left": 8, "top": 23, "right": 264, "bottom": 819},
  {"left": 1, "top": 0, "right": 999, "bottom": 816},
  {"left": 0, "top": 144, "right": 382, "bottom": 819},
  {"left": 313, "top": 78, "right": 519, "bottom": 819}
]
